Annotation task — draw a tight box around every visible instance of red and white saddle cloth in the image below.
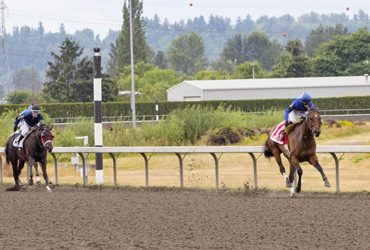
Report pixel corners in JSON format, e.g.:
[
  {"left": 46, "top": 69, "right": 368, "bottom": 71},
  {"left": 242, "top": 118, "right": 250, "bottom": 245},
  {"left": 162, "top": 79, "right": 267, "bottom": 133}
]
[{"left": 270, "top": 121, "right": 288, "bottom": 145}]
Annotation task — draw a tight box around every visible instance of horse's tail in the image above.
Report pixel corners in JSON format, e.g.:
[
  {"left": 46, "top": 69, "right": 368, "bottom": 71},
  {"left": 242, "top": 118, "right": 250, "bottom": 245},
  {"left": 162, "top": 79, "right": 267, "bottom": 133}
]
[
  {"left": 263, "top": 139, "right": 273, "bottom": 158},
  {"left": 5, "top": 137, "right": 11, "bottom": 164}
]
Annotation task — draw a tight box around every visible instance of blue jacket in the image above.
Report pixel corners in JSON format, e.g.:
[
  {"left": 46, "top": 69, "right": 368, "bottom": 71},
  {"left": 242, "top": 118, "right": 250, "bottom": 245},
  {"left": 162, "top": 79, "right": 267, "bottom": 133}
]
[
  {"left": 284, "top": 98, "right": 315, "bottom": 121},
  {"left": 15, "top": 110, "right": 44, "bottom": 127}
]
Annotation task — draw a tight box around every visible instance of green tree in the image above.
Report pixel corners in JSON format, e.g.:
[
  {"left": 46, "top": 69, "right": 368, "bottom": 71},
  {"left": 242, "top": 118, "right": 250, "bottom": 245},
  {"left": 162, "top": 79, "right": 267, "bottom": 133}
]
[
  {"left": 234, "top": 61, "right": 266, "bottom": 79},
  {"left": 217, "top": 32, "right": 282, "bottom": 71},
  {"left": 167, "top": 32, "right": 207, "bottom": 74},
  {"left": 115, "top": 0, "right": 152, "bottom": 72},
  {"left": 43, "top": 38, "right": 118, "bottom": 102},
  {"left": 154, "top": 51, "right": 167, "bottom": 69},
  {"left": 6, "top": 90, "right": 40, "bottom": 104},
  {"left": 12, "top": 66, "right": 42, "bottom": 92},
  {"left": 312, "top": 28, "right": 370, "bottom": 76},
  {"left": 305, "top": 24, "right": 348, "bottom": 56},
  {"left": 272, "top": 40, "right": 311, "bottom": 77},
  {"left": 219, "top": 33, "right": 247, "bottom": 65}
]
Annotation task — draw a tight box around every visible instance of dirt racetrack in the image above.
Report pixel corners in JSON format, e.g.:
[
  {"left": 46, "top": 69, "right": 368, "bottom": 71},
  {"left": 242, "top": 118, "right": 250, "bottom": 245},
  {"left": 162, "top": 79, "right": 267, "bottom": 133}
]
[{"left": 0, "top": 185, "right": 369, "bottom": 250}]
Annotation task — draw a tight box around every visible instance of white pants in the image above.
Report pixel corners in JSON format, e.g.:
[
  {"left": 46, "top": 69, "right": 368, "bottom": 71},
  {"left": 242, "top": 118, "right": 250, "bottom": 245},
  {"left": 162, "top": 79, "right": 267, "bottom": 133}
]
[
  {"left": 288, "top": 110, "right": 307, "bottom": 124},
  {"left": 19, "top": 120, "right": 31, "bottom": 136}
]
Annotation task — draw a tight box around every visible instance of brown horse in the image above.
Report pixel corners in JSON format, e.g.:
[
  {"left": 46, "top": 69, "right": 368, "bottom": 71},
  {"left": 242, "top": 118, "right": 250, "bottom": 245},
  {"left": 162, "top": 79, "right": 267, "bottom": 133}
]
[
  {"left": 264, "top": 109, "right": 330, "bottom": 196},
  {"left": 5, "top": 123, "right": 54, "bottom": 192}
]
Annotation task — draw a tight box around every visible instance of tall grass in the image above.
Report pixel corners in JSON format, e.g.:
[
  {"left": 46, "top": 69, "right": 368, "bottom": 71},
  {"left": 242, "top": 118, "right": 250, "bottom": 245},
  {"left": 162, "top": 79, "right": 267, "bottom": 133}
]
[{"left": 49, "top": 105, "right": 283, "bottom": 146}]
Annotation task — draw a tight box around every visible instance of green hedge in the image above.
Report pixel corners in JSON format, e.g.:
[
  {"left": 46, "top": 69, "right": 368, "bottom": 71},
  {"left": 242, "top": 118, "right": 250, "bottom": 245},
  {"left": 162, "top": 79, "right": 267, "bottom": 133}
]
[{"left": 1, "top": 96, "right": 369, "bottom": 118}]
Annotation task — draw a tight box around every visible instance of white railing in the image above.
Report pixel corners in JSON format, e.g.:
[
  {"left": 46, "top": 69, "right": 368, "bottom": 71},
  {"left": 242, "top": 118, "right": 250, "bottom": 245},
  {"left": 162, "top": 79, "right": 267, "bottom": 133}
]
[{"left": 1, "top": 145, "right": 369, "bottom": 192}]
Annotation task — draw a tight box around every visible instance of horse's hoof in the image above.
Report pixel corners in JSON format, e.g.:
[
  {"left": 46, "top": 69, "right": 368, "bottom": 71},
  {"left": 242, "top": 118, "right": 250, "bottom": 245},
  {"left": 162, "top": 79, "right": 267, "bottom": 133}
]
[
  {"left": 46, "top": 186, "right": 52, "bottom": 192},
  {"left": 324, "top": 180, "right": 331, "bottom": 187},
  {"left": 295, "top": 187, "right": 301, "bottom": 193},
  {"left": 29, "top": 179, "right": 34, "bottom": 186},
  {"left": 286, "top": 181, "right": 293, "bottom": 188},
  {"left": 6, "top": 186, "right": 20, "bottom": 191}
]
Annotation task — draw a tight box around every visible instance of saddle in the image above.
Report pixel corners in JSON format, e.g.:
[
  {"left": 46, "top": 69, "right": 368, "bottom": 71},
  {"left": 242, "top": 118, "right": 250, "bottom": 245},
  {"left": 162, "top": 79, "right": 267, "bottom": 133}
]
[{"left": 12, "top": 129, "right": 34, "bottom": 148}]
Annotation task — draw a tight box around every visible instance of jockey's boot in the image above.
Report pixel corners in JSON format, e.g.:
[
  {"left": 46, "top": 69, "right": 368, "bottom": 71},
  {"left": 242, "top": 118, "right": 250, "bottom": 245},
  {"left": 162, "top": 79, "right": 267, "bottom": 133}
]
[
  {"left": 279, "top": 131, "right": 286, "bottom": 141},
  {"left": 16, "top": 135, "right": 24, "bottom": 147}
]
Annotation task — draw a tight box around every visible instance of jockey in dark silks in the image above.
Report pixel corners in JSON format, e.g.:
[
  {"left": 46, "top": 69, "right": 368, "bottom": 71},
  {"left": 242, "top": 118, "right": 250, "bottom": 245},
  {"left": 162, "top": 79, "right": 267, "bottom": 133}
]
[
  {"left": 13, "top": 105, "right": 44, "bottom": 147},
  {"left": 280, "top": 92, "right": 315, "bottom": 139}
]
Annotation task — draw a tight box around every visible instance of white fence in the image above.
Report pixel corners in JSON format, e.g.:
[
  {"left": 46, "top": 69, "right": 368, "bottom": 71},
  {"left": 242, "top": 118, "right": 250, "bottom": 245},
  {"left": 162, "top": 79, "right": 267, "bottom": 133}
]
[{"left": 1, "top": 145, "right": 370, "bottom": 192}]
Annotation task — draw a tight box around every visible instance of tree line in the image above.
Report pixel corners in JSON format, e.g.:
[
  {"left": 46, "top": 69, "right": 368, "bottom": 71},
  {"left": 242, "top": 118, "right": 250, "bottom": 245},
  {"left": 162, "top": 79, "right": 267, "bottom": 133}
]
[{"left": 1, "top": 0, "right": 369, "bottom": 104}]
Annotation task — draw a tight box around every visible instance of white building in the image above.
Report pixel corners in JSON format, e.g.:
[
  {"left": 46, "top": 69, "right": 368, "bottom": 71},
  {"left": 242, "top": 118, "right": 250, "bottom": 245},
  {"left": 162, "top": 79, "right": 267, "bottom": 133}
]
[{"left": 167, "top": 75, "right": 370, "bottom": 101}]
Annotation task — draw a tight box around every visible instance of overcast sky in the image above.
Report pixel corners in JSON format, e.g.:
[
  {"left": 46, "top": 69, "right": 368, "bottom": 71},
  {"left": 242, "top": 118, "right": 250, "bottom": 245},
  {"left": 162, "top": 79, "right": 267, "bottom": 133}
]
[{"left": 3, "top": 0, "right": 370, "bottom": 38}]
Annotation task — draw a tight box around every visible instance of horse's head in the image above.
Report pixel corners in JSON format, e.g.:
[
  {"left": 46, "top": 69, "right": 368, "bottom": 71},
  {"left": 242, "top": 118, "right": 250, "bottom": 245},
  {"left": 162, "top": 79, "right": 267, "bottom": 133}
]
[
  {"left": 38, "top": 124, "right": 54, "bottom": 152},
  {"left": 306, "top": 109, "right": 322, "bottom": 137}
]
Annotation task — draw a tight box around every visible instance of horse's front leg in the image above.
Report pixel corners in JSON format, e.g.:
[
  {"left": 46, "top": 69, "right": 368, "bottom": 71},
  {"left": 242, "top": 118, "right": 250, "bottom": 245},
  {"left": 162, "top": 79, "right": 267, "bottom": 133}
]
[
  {"left": 309, "top": 155, "right": 331, "bottom": 187},
  {"left": 34, "top": 163, "right": 41, "bottom": 185},
  {"left": 28, "top": 163, "right": 34, "bottom": 185},
  {"left": 39, "top": 159, "right": 52, "bottom": 192},
  {"left": 288, "top": 157, "right": 300, "bottom": 197},
  {"left": 295, "top": 165, "right": 303, "bottom": 193}
]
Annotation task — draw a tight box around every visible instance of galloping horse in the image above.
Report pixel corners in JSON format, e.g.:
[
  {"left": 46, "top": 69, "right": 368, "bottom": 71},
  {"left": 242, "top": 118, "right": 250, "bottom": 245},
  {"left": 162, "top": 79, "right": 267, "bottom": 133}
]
[
  {"left": 264, "top": 109, "right": 330, "bottom": 196},
  {"left": 5, "top": 123, "right": 54, "bottom": 192}
]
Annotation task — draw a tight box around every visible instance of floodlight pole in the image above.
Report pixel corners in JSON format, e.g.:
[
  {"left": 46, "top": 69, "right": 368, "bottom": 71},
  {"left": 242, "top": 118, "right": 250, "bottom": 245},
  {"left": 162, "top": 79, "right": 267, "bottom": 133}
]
[{"left": 129, "top": 0, "right": 136, "bottom": 127}]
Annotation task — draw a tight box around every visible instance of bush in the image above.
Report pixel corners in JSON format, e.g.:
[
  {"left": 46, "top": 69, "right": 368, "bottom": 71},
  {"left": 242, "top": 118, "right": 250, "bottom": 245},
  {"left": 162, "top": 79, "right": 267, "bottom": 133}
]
[{"left": 207, "top": 127, "right": 243, "bottom": 145}]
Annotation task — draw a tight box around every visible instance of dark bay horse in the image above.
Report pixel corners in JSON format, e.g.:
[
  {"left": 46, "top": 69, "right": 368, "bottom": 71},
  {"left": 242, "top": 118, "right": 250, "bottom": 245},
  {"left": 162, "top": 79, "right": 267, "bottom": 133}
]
[
  {"left": 5, "top": 123, "right": 54, "bottom": 192},
  {"left": 264, "top": 109, "right": 330, "bottom": 196}
]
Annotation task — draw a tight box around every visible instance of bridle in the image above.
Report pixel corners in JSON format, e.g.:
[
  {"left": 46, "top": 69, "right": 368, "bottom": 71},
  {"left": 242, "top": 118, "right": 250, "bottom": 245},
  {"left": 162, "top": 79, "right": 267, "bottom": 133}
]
[
  {"left": 39, "top": 127, "right": 54, "bottom": 148},
  {"left": 305, "top": 110, "right": 321, "bottom": 136}
]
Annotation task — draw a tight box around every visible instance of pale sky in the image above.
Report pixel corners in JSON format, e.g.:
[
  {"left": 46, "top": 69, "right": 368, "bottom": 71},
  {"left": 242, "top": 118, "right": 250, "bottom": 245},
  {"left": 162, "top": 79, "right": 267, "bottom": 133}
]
[{"left": 3, "top": 0, "right": 370, "bottom": 38}]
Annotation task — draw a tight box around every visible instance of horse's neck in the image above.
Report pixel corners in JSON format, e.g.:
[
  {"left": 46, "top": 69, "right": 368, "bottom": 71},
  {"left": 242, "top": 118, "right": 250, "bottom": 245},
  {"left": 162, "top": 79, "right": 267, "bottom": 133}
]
[
  {"left": 295, "top": 120, "right": 313, "bottom": 138},
  {"left": 24, "top": 131, "right": 41, "bottom": 148}
]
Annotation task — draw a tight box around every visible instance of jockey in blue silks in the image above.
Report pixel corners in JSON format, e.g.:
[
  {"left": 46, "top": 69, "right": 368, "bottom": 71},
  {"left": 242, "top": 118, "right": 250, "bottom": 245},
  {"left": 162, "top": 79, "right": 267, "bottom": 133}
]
[
  {"left": 13, "top": 105, "right": 44, "bottom": 147},
  {"left": 280, "top": 92, "right": 315, "bottom": 139}
]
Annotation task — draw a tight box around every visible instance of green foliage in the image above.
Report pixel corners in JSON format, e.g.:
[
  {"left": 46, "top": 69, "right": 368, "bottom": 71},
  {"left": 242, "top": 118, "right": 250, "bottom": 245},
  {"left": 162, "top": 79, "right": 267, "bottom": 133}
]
[
  {"left": 217, "top": 31, "right": 282, "bottom": 71},
  {"left": 304, "top": 24, "right": 348, "bottom": 56},
  {"left": 195, "top": 70, "right": 231, "bottom": 80},
  {"left": 167, "top": 32, "right": 207, "bottom": 74},
  {"left": 116, "top": 63, "right": 180, "bottom": 102},
  {"left": 313, "top": 28, "right": 370, "bottom": 76},
  {"left": 53, "top": 119, "right": 94, "bottom": 146},
  {"left": 273, "top": 40, "right": 312, "bottom": 77},
  {"left": 234, "top": 61, "right": 266, "bottom": 79},
  {"left": 116, "top": 0, "right": 152, "bottom": 71},
  {"left": 43, "top": 37, "right": 118, "bottom": 102},
  {"left": 12, "top": 66, "right": 42, "bottom": 92},
  {"left": 6, "top": 90, "right": 35, "bottom": 104},
  {"left": 154, "top": 51, "right": 167, "bottom": 69}
]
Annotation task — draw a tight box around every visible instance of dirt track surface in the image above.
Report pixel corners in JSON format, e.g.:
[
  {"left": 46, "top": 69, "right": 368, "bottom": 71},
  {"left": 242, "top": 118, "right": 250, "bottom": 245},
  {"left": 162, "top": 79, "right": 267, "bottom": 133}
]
[{"left": 0, "top": 185, "right": 369, "bottom": 250}]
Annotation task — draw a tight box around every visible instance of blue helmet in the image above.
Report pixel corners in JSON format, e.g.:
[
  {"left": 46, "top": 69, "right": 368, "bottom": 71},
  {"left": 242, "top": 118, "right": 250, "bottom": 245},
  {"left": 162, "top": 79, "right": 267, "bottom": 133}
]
[{"left": 301, "top": 92, "right": 311, "bottom": 103}]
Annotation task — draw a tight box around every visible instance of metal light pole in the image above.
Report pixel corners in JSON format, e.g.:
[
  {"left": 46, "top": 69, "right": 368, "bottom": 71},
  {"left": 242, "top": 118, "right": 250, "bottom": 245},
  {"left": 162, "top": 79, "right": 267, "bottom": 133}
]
[{"left": 129, "top": 0, "right": 136, "bottom": 127}]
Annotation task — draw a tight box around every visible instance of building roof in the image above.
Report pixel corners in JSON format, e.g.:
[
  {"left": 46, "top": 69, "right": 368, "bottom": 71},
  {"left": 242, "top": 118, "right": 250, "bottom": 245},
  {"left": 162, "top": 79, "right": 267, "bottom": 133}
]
[{"left": 167, "top": 76, "right": 369, "bottom": 92}]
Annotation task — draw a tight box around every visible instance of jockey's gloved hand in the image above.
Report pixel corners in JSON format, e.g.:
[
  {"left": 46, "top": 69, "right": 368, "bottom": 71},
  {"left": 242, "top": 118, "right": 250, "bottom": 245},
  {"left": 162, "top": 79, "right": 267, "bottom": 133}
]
[{"left": 13, "top": 125, "right": 17, "bottom": 132}]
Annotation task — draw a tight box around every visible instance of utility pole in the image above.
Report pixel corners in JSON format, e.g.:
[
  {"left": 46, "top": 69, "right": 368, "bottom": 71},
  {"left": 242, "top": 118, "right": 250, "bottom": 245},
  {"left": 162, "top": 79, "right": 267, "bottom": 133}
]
[{"left": 0, "top": 0, "right": 10, "bottom": 92}]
